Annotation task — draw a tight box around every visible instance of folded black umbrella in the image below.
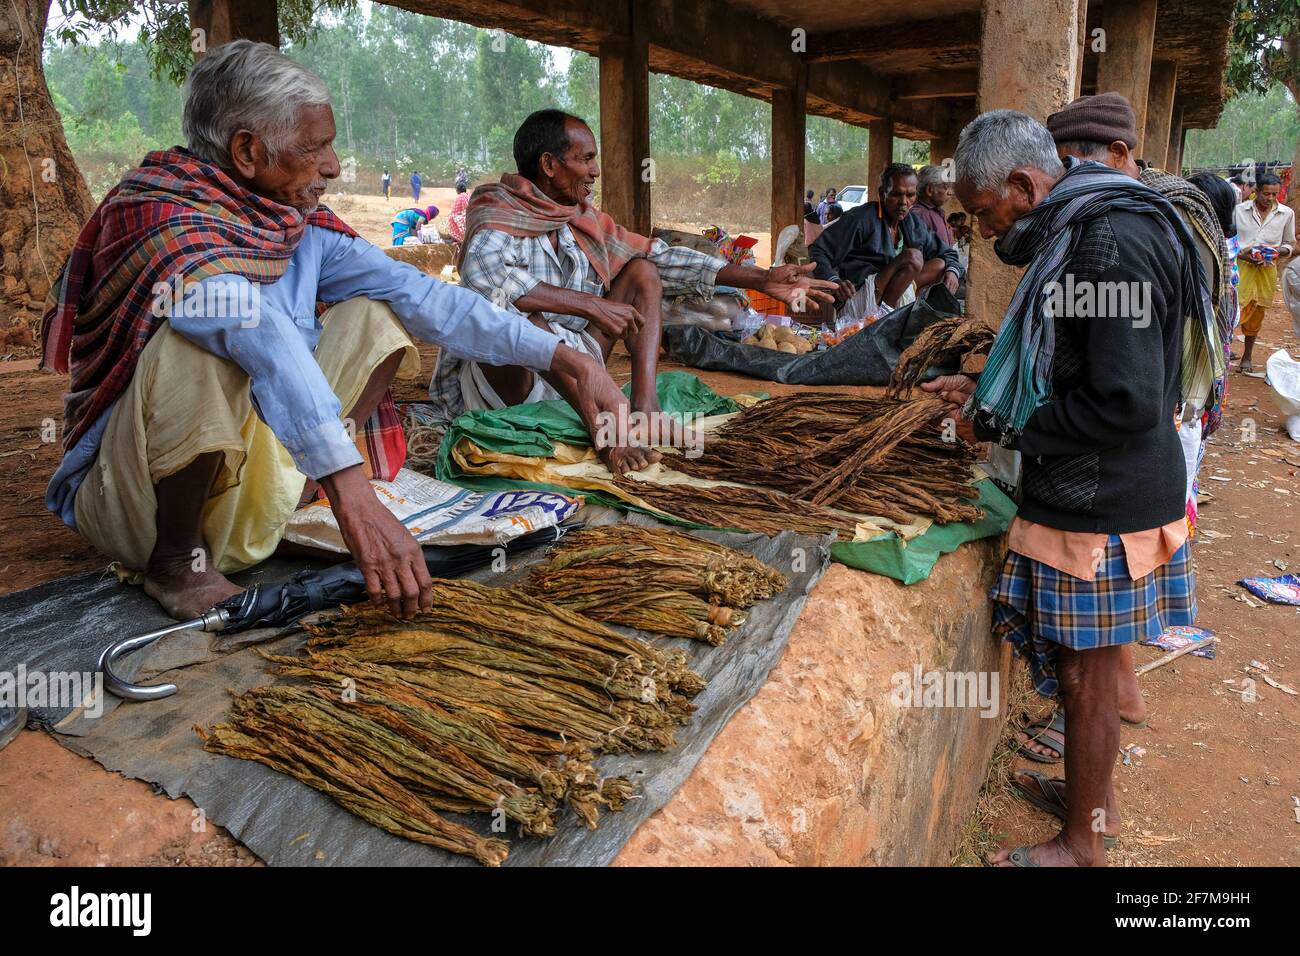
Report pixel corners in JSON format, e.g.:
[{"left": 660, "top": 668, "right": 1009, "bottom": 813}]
[{"left": 98, "top": 525, "right": 573, "bottom": 702}]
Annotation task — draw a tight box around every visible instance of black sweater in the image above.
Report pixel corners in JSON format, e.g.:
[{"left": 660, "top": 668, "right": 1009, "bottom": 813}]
[
  {"left": 809, "top": 201, "right": 962, "bottom": 286},
  {"left": 974, "top": 209, "right": 1187, "bottom": 533}
]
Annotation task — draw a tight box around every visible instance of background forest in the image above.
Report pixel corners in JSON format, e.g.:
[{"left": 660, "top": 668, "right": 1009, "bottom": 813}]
[{"left": 43, "top": 2, "right": 1299, "bottom": 231}]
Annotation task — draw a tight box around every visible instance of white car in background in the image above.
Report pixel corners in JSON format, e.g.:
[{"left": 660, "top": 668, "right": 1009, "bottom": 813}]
[{"left": 836, "top": 185, "right": 868, "bottom": 212}]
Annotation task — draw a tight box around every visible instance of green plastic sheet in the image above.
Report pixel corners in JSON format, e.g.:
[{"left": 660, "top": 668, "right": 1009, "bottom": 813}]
[{"left": 434, "top": 371, "right": 1014, "bottom": 583}]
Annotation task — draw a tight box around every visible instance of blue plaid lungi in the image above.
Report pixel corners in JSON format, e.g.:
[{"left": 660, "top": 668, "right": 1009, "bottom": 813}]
[{"left": 990, "top": 536, "right": 1197, "bottom": 697}]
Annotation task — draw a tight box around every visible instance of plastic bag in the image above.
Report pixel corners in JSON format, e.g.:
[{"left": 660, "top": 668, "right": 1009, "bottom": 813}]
[
  {"left": 663, "top": 284, "right": 961, "bottom": 386},
  {"left": 1265, "top": 348, "right": 1300, "bottom": 442}
]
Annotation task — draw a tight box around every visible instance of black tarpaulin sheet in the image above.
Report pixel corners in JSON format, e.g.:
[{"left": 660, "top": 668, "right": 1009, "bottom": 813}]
[
  {"left": 9, "top": 513, "right": 830, "bottom": 866},
  {"left": 664, "top": 283, "right": 962, "bottom": 385}
]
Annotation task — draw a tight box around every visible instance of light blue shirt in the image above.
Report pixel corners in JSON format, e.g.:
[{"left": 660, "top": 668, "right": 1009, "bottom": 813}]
[{"left": 47, "top": 225, "right": 561, "bottom": 530}]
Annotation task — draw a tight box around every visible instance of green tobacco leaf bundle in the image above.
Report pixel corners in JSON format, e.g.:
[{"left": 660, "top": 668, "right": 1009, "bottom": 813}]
[{"left": 524, "top": 524, "right": 787, "bottom": 644}]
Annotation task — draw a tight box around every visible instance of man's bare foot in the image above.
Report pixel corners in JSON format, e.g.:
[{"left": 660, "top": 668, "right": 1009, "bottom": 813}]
[
  {"left": 143, "top": 556, "right": 242, "bottom": 620},
  {"left": 600, "top": 444, "right": 661, "bottom": 476},
  {"left": 987, "top": 833, "right": 1101, "bottom": 867}
]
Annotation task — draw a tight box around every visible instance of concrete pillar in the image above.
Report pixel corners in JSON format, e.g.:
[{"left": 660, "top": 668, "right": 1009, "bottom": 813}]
[
  {"left": 188, "top": 0, "right": 279, "bottom": 52},
  {"left": 1167, "top": 105, "right": 1186, "bottom": 173},
  {"left": 1095, "top": 0, "right": 1158, "bottom": 153},
  {"left": 868, "top": 117, "right": 894, "bottom": 200},
  {"left": 968, "top": 0, "right": 1081, "bottom": 327},
  {"left": 771, "top": 68, "right": 808, "bottom": 253},
  {"left": 1143, "top": 61, "right": 1177, "bottom": 168},
  {"left": 598, "top": 3, "right": 651, "bottom": 235}
]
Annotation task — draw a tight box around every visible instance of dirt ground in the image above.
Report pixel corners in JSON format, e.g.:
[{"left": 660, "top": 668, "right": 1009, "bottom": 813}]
[{"left": 1, "top": 247, "right": 1296, "bottom": 865}]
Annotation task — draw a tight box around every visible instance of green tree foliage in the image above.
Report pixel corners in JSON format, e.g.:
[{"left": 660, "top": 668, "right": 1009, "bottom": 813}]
[
  {"left": 1184, "top": 84, "right": 1300, "bottom": 168},
  {"left": 1227, "top": 0, "right": 1300, "bottom": 96}
]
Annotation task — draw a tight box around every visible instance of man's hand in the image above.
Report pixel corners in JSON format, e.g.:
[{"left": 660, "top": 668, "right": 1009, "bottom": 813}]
[
  {"left": 832, "top": 277, "right": 857, "bottom": 305},
  {"left": 761, "top": 263, "right": 839, "bottom": 316},
  {"left": 919, "top": 373, "right": 977, "bottom": 406},
  {"left": 942, "top": 270, "right": 960, "bottom": 295},
  {"left": 321, "top": 464, "right": 431, "bottom": 619},
  {"left": 579, "top": 296, "right": 645, "bottom": 340},
  {"left": 921, "top": 374, "right": 979, "bottom": 443}
]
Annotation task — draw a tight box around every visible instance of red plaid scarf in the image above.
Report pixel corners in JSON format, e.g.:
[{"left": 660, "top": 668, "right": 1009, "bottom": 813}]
[
  {"left": 458, "top": 172, "right": 655, "bottom": 289},
  {"left": 41, "top": 148, "right": 405, "bottom": 479}
]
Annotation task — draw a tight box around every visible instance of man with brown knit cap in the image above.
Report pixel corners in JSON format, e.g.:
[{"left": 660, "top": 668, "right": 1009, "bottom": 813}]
[{"left": 979, "top": 92, "right": 1225, "bottom": 855}]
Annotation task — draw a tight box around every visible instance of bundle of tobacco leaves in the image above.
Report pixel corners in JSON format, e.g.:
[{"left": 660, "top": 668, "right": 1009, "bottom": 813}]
[
  {"left": 610, "top": 476, "right": 861, "bottom": 536},
  {"left": 670, "top": 394, "right": 983, "bottom": 525},
  {"left": 523, "top": 524, "right": 787, "bottom": 645},
  {"left": 201, "top": 580, "right": 702, "bottom": 865},
  {"left": 887, "top": 316, "right": 995, "bottom": 398}
]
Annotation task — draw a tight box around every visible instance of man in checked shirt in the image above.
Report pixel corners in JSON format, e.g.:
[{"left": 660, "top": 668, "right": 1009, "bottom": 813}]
[{"left": 430, "top": 109, "right": 836, "bottom": 475}]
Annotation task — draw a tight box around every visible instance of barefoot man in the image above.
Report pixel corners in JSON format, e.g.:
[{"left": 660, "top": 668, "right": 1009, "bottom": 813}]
[
  {"left": 429, "top": 109, "right": 835, "bottom": 473},
  {"left": 924, "top": 110, "right": 1207, "bottom": 867},
  {"left": 42, "top": 42, "right": 627, "bottom": 621}
]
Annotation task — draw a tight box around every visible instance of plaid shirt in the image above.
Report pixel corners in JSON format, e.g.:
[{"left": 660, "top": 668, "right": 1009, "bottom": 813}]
[{"left": 429, "top": 225, "right": 724, "bottom": 419}]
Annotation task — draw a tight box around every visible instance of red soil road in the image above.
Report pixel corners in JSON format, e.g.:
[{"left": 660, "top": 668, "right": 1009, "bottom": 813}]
[{"left": 0, "top": 295, "right": 1297, "bottom": 866}]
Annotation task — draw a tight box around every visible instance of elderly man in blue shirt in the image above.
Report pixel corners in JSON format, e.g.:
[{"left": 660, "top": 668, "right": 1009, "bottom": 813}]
[{"left": 42, "top": 42, "right": 628, "bottom": 622}]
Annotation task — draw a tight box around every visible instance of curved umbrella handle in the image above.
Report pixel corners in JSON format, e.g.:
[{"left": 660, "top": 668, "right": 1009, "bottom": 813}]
[{"left": 97, "top": 608, "right": 230, "bottom": 702}]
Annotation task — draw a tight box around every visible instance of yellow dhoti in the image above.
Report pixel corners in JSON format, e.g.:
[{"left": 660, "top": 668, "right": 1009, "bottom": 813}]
[
  {"left": 73, "top": 298, "right": 419, "bottom": 575},
  {"left": 1237, "top": 259, "right": 1278, "bottom": 337}
]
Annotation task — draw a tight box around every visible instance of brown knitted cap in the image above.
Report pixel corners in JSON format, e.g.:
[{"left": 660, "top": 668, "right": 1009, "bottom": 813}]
[{"left": 1046, "top": 92, "right": 1138, "bottom": 150}]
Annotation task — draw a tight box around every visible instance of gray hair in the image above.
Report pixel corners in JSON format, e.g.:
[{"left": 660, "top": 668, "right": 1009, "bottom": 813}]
[
  {"left": 917, "top": 164, "right": 948, "bottom": 193},
  {"left": 953, "top": 109, "right": 1064, "bottom": 194},
  {"left": 182, "top": 40, "right": 331, "bottom": 170}
]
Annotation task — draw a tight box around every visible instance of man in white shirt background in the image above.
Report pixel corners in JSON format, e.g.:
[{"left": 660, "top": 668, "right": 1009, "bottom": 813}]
[{"left": 1234, "top": 172, "right": 1295, "bottom": 373}]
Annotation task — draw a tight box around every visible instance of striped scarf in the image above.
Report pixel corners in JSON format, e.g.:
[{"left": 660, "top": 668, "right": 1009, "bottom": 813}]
[
  {"left": 40, "top": 149, "right": 405, "bottom": 480},
  {"left": 1139, "top": 166, "right": 1233, "bottom": 433},
  {"left": 457, "top": 172, "right": 655, "bottom": 288},
  {"left": 969, "top": 162, "right": 1218, "bottom": 446}
]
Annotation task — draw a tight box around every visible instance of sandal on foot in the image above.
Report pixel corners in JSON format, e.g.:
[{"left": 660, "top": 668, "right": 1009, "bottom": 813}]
[
  {"left": 1014, "top": 711, "right": 1065, "bottom": 763},
  {"left": 982, "top": 845, "right": 1042, "bottom": 867},
  {"left": 1009, "top": 769, "right": 1117, "bottom": 849}
]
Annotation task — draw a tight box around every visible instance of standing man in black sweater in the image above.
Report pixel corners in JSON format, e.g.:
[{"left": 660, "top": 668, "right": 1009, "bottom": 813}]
[
  {"left": 810, "top": 163, "right": 962, "bottom": 324},
  {"left": 924, "top": 110, "right": 1211, "bottom": 867}
]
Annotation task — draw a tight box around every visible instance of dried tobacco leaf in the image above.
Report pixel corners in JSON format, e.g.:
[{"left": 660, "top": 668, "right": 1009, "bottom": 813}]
[
  {"left": 524, "top": 524, "right": 787, "bottom": 644},
  {"left": 669, "top": 394, "right": 982, "bottom": 526},
  {"left": 202, "top": 580, "right": 708, "bottom": 864}
]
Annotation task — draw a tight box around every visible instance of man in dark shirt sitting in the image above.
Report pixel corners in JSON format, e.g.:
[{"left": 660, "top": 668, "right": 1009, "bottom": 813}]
[{"left": 810, "top": 162, "right": 961, "bottom": 323}]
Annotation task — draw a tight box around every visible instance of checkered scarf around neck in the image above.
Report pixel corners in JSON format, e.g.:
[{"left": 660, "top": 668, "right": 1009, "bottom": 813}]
[
  {"left": 41, "top": 147, "right": 357, "bottom": 453},
  {"left": 1139, "top": 165, "right": 1232, "bottom": 419},
  {"left": 967, "top": 161, "right": 1218, "bottom": 447},
  {"left": 458, "top": 172, "right": 656, "bottom": 289}
]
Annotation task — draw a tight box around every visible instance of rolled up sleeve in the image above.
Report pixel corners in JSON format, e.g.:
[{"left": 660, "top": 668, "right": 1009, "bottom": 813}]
[
  {"left": 645, "top": 239, "right": 724, "bottom": 298},
  {"left": 316, "top": 229, "right": 558, "bottom": 370}
]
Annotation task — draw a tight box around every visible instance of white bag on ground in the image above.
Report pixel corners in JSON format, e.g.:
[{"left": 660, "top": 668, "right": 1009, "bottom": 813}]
[
  {"left": 1265, "top": 348, "right": 1300, "bottom": 442},
  {"left": 284, "top": 467, "right": 582, "bottom": 552}
]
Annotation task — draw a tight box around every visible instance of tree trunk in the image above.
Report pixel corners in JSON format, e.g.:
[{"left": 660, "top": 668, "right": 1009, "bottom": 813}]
[
  {"left": 188, "top": 0, "right": 280, "bottom": 55},
  {"left": 1285, "top": 78, "right": 1300, "bottom": 220},
  {"left": 0, "top": 0, "right": 94, "bottom": 335}
]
